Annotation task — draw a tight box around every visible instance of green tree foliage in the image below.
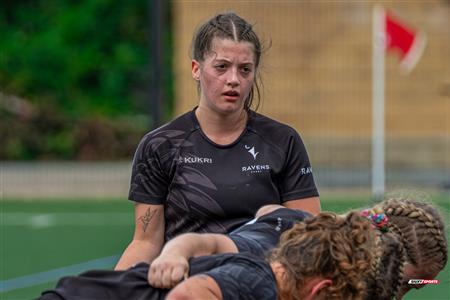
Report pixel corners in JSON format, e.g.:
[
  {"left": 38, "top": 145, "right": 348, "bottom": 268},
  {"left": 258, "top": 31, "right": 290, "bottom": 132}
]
[{"left": 0, "top": 0, "right": 172, "bottom": 160}]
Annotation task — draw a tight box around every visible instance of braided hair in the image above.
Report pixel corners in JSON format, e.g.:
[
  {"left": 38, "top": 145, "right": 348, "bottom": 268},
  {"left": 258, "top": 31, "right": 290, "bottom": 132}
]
[
  {"left": 191, "top": 12, "right": 264, "bottom": 111},
  {"left": 381, "top": 199, "right": 447, "bottom": 270},
  {"left": 374, "top": 198, "right": 448, "bottom": 294},
  {"left": 268, "top": 212, "right": 375, "bottom": 300},
  {"left": 355, "top": 207, "right": 407, "bottom": 300}
]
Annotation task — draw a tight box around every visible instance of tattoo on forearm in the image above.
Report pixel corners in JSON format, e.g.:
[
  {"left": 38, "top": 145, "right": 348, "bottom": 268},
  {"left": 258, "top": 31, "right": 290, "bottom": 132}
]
[{"left": 138, "top": 208, "right": 156, "bottom": 232}]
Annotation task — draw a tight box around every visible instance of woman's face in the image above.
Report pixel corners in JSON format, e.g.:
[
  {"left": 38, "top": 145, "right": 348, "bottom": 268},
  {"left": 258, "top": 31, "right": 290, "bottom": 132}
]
[{"left": 192, "top": 37, "right": 256, "bottom": 115}]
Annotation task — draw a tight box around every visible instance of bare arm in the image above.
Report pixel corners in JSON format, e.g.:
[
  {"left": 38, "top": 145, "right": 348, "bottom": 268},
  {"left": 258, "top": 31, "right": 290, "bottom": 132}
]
[
  {"left": 255, "top": 204, "right": 284, "bottom": 217},
  {"left": 149, "top": 233, "right": 237, "bottom": 288},
  {"left": 283, "top": 196, "right": 321, "bottom": 215},
  {"left": 114, "top": 202, "right": 165, "bottom": 270},
  {"left": 166, "top": 274, "right": 222, "bottom": 300}
]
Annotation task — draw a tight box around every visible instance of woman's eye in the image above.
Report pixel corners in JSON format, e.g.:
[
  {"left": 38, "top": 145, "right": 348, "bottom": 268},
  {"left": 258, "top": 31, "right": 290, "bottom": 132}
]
[{"left": 241, "top": 66, "right": 252, "bottom": 73}]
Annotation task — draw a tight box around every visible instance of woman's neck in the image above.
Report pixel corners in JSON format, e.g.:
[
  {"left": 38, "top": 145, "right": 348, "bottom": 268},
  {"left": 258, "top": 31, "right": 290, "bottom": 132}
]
[{"left": 195, "top": 106, "right": 248, "bottom": 145}]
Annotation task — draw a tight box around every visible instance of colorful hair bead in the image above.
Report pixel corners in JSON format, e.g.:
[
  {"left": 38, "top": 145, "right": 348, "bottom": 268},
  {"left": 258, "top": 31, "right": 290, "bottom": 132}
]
[{"left": 361, "top": 209, "right": 389, "bottom": 232}]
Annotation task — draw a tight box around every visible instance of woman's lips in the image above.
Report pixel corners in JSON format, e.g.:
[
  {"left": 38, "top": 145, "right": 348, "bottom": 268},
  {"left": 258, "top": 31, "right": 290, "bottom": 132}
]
[{"left": 223, "top": 91, "right": 239, "bottom": 101}]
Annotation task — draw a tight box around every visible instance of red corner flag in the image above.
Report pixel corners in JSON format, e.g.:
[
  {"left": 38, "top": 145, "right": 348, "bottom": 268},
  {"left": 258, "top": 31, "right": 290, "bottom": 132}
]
[{"left": 384, "top": 10, "right": 426, "bottom": 73}]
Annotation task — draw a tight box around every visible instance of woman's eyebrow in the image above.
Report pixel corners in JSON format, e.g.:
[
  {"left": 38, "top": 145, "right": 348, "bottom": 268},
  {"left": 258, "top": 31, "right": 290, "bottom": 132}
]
[
  {"left": 212, "top": 58, "right": 231, "bottom": 63},
  {"left": 212, "top": 58, "right": 254, "bottom": 65}
]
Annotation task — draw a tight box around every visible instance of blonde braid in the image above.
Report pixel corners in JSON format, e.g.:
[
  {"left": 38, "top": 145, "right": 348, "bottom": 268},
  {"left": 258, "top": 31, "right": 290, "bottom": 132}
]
[
  {"left": 361, "top": 206, "right": 385, "bottom": 284},
  {"left": 368, "top": 230, "right": 383, "bottom": 286},
  {"left": 361, "top": 208, "right": 406, "bottom": 300},
  {"left": 385, "top": 223, "right": 406, "bottom": 299},
  {"left": 378, "top": 198, "right": 448, "bottom": 276}
]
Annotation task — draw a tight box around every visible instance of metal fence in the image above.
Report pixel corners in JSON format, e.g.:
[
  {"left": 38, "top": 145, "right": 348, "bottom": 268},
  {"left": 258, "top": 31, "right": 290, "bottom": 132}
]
[
  {"left": 1, "top": 162, "right": 131, "bottom": 199},
  {"left": 2, "top": 161, "right": 448, "bottom": 199}
]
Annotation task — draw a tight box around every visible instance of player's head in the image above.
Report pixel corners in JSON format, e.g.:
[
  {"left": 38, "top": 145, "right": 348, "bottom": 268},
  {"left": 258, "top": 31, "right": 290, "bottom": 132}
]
[
  {"left": 370, "top": 197, "right": 448, "bottom": 299},
  {"left": 268, "top": 212, "right": 376, "bottom": 300},
  {"left": 191, "top": 12, "right": 263, "bottom": 111}
]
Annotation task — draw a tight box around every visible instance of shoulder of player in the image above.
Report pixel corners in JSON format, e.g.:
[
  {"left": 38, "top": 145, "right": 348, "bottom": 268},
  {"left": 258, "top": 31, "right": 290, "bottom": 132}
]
[
  {"left": 248, "top": 111, "right": 300, "bottom": 141},
  {"left": 218, "top": 252, "right": 272, "bottom": 272},
  {"left": 138, "top": 111, "right": 196, "bottom": 149},
  {"left": 200, "top": 253, "right": 276, "bottom": 299},
  {"left": 247, "top": 111, "right": 302, "bottom": 158}
]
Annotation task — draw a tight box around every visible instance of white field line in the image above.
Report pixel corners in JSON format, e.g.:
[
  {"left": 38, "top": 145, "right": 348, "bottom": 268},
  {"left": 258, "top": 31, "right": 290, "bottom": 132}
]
[{"left": 0, "top": 255, "right": 120, "bottom": 293}]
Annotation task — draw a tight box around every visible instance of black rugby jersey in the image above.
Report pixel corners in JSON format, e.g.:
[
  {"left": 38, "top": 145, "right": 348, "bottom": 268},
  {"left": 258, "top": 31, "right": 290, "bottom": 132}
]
[
  {"left": 39, "top": 253, "right": 276, "bottom": 300},
  {"left": 199, "top": 253, "right": 277, "bottom": 300},
  {"left": 229, "top": 208, "right": 311, "bottom": 258},
  {"left": 129, "top": 108, "right": 318, "bottom": 240}
]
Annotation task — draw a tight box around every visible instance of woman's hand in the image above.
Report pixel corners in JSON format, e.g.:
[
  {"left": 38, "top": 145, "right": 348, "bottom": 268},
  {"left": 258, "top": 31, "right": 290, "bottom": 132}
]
[
  {"left": 148, "top": 253, "right": 189, "bottom": 288},
  {"left": 147, "top": 232, "right": 238, "bottom": 288}
]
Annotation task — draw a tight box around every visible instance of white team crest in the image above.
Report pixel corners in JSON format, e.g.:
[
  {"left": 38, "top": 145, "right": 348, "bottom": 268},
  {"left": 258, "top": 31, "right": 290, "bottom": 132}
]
[{"left": 245, "top": 145, "right": 259, "bottom": 160}]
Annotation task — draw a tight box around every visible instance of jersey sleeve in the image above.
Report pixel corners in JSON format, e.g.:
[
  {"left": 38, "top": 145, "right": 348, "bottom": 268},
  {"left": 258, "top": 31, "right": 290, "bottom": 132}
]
[
  {"left": 279, "top": 129, "right": 319, "bottom": 202},
  {"left": 203, "top": 257, "right": 277, "bottom": 300},
  {"left": 128, "top": 133, "right": 170, "bottom": 204}
]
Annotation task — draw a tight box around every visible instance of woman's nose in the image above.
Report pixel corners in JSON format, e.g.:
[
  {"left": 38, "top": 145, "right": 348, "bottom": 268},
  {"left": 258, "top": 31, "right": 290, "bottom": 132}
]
[{"left": 226, "top": 68, "right": 239, "bottom": 87}]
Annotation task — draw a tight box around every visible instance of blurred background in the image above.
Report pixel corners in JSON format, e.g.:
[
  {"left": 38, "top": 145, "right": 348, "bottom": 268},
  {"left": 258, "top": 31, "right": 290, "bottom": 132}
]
[{"left": 1, "top": 1, "right": 449, "bottom": 299}]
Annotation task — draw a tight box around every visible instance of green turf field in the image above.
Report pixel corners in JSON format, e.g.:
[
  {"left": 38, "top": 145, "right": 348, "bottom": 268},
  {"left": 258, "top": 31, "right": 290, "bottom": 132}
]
[{"left": 1, "top": 195, "right": 449, "bottom": 300}]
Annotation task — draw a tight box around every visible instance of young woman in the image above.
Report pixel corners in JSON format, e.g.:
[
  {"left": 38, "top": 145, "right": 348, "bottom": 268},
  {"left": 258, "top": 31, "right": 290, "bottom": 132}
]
[{"left": 115, "top": 12, "right": 320, "bottom": 271}]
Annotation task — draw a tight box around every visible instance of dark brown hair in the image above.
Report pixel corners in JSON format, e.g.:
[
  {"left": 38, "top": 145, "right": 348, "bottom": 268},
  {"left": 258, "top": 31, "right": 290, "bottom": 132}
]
[{"left": 191, "top": 12, "right": 263, "bottom": 111}]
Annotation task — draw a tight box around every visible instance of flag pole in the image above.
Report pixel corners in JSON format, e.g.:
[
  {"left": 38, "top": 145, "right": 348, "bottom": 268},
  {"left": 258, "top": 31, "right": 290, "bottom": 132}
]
[{"left": 372, "top": 6, "right": 385, "bottom": 198}]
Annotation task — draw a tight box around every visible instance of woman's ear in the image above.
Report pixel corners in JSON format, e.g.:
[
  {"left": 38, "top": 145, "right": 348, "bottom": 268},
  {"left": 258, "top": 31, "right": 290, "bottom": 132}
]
[
  {"left": 192, "top": 59, "right": 201, "bottom": 81},
  {"left": 307, "top": 279, "right": 332, "bottom": 300}
]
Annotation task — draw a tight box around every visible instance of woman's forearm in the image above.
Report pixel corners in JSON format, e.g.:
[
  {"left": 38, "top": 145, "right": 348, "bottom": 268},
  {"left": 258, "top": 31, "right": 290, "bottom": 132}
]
[
  {"left": 148, "top": 233, "right": 237, "bottom": 288},
  {"left": 116, "top": 203, "right": 165, "bottom": 270},
  {"left": 162, "top": 233, "right": 237, "bottom": 258},
  {"left": 115, "top": 239, "right": 162, "bottom": 270}
]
